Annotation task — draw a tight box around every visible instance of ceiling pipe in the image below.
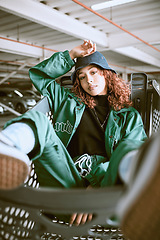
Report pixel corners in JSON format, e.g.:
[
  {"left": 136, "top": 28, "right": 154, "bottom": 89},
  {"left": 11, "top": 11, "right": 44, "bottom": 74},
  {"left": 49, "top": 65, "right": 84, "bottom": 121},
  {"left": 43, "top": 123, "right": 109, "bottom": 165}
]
[{"left": 72, "top": 0, "right": 160, "bottom": 53}]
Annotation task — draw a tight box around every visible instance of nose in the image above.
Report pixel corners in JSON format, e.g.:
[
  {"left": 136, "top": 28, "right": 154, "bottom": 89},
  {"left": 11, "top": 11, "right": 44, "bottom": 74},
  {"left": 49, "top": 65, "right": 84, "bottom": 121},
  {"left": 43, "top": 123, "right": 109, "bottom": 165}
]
[{"left": 86, "top": 74, "right": 93, "bottom": 83}]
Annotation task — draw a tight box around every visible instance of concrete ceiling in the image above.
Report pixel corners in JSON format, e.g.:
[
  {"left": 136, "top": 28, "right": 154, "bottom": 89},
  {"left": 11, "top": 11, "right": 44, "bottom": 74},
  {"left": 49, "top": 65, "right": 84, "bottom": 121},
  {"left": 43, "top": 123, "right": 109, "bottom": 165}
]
[{"left": 0, "top": 0, "right": 160, "bottom": 88}]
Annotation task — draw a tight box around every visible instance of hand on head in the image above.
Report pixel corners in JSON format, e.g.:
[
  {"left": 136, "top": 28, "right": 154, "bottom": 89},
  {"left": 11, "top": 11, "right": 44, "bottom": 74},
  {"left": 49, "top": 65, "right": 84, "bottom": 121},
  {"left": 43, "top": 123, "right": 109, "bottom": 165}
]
[{"left": 69, "top": 40, "right": 96, "bottom": 59}]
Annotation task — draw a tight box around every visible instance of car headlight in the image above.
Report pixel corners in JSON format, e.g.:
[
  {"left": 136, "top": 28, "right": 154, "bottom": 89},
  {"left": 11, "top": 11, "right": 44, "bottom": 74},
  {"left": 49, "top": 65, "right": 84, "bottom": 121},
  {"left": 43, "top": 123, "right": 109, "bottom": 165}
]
[
  {"left": 26, "top": 99, "right": 36, "bottom": 106},
  {"left": 0, "top": 106, "right": 3, "bottom": 113}
]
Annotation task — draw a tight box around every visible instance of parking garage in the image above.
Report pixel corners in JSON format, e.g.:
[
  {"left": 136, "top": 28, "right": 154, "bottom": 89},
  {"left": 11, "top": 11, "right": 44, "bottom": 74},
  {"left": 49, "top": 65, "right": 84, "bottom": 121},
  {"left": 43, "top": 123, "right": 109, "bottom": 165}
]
[{"left": 0, "top": 1, "right": 160, "bottom": 239}]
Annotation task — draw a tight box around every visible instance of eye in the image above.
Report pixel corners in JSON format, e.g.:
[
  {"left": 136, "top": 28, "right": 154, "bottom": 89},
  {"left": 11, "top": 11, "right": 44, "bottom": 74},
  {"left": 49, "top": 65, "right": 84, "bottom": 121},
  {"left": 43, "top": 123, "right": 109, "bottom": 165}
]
[
  {"left": 79, "top": 75, "right": 85, "bottom": 81},
  {"left": 91, "top": 70, "right": 97, "bottom": 75}
]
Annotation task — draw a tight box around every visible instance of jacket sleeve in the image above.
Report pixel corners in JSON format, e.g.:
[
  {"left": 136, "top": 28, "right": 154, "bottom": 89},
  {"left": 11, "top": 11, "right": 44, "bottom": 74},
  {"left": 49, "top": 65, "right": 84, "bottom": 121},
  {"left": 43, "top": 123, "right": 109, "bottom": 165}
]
[
  {"left": 29, "top": 50, "right": 75, "bottom": 100},
  {"left": 101, "top": 108, "right": 147, "bottom": 187}
]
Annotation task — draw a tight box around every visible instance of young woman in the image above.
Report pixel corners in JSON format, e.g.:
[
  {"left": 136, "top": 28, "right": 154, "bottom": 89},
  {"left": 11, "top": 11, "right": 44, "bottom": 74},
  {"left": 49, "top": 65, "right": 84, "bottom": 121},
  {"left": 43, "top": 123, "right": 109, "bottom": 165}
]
[{"left": 0, "top": 40, "right": 147, "bottom": 225}]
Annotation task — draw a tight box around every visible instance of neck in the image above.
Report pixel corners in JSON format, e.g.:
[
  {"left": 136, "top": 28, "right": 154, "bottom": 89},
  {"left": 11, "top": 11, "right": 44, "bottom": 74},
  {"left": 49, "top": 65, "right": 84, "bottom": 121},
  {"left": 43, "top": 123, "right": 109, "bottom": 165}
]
[{"left": 94, "top": 95, "right": 109, "bottom": 107}]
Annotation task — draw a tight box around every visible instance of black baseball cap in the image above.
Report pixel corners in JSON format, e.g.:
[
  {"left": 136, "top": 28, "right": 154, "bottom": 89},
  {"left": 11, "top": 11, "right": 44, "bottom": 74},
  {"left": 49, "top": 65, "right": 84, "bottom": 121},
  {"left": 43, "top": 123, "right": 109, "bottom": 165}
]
[{"left": 71, "top": 51, "right": 116, "bottom": 82}]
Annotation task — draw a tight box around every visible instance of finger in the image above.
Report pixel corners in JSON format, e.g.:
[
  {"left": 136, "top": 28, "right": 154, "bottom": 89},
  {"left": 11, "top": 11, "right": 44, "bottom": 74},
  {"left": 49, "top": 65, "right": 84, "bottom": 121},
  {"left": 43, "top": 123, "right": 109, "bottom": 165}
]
[
  {"left": 80, "top": 213, "right": 88, "bottom": 224},
  {"left": 89, "top": 44, "right": 96, "bottom": 54},
  {"left": 75, "top": 213, "right": 93, "bottom": 225},
  {"left": 92, "top": 43, "right": 96, "bottom": 52},
  {"left": 83, "top": 39, "right": 93, "bottom": 49},
  {"left": 83, "top": 46, "right": 95, "bottom": 56},
  {"left": 69, "top": 213, "right": 77, "bottom": 225},
  {"left": 88, "top": 41, "right": 94, "bottom": 50},
  {"left": 83, "top": 40, "right": 90, "bottom": 48},
  {"left": 74, "top": 213, "right": 84, "bottom": 226},
  {"left": 70, "top": 213, "right": 93, "bottom": 226},
  {"left": 87, "top": 213, "right": 93, "bottom": 222},
  {"left": 84, "top": 39, "right": 89, "bottom": 45}
]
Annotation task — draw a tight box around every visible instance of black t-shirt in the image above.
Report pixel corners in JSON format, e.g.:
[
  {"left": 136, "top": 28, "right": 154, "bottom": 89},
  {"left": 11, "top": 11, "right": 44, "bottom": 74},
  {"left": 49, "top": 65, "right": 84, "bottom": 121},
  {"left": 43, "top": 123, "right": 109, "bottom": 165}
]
[{"left": 67, "top": 95, "right": 110, "bottom": 159}]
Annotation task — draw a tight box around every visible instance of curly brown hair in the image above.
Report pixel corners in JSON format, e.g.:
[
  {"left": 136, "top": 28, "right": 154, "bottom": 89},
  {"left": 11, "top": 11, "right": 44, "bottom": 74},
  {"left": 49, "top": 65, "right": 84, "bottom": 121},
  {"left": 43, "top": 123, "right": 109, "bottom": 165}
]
[{"left": 71, "top": 68, "right": 132, "bottom": 110}]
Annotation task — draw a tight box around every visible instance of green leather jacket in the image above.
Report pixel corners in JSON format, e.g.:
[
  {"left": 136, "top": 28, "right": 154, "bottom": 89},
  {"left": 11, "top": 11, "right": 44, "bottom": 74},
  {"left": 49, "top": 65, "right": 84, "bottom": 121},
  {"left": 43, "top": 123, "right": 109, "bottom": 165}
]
[{"left": 29, "top": 50, "right": 147, "bottom": 186}]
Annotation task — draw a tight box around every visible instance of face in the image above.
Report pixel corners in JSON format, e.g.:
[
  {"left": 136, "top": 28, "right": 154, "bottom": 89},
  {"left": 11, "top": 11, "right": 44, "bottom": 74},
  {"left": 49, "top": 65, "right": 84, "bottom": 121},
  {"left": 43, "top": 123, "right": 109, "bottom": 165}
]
[{"left": 78, "top": 65, "right": 107, "bottom": 96}]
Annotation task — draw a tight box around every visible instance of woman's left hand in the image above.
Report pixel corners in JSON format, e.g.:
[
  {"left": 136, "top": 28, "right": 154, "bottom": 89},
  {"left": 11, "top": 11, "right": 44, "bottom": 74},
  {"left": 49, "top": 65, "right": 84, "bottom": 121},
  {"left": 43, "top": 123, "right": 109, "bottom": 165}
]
[
  {"left": 69, "top": 212, "right": 93, "bottom": 226},
  {"left": 69, "top": 185, "right": 93, "bottom": 226}
]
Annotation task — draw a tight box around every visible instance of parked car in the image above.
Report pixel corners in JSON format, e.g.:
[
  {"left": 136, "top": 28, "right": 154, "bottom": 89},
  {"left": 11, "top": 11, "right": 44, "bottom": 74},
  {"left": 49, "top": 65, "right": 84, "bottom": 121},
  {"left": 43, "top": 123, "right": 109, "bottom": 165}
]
[
  {"left": 22, "top": 90, "right": 41, "bottom": 102},
  {"left": 0, "top": 88, "right": 37, "bottom": 114}
]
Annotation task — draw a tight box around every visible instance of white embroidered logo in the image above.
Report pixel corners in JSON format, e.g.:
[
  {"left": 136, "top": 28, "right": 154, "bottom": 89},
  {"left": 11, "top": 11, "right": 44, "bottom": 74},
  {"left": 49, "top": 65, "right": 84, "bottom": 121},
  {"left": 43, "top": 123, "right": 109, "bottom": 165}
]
[
  {"left": 54, "top": 120, "right": 73, "bottom": 134},
  {"left": 74, "top": 154, "right": 92, "bottom": 178}
]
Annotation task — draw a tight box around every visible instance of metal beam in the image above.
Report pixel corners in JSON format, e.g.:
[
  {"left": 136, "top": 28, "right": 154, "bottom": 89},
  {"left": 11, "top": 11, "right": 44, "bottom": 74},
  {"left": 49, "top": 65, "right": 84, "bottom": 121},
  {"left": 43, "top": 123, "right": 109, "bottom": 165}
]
[
  {"left": 108, "top": 27, "right": 160, "bottom": 50},
  {"left": 114, "top": 47, "right": 160, "bottom": 68},
  {"left": 0, "top": 0, "right": 108, "bottom": 47},
  {"left": 0, "top": 63, "right": 27, "bottom": 85},
  {"left": 0, "top": 37, "right": 44, "bottom": 58}
]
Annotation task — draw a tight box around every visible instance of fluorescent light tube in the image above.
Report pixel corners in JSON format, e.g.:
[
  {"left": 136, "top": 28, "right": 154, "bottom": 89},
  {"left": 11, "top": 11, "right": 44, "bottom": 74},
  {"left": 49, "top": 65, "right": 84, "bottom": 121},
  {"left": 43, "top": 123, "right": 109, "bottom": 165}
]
[{"left": 91, "top": 0, "right": 137, "bottom": 11}]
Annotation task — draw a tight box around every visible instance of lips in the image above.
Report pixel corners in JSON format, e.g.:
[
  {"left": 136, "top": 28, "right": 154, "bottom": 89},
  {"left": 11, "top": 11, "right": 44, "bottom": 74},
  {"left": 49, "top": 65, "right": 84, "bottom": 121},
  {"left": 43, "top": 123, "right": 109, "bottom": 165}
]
[{"left": 88, "top": 85, "right": 97, "bottom": 91}]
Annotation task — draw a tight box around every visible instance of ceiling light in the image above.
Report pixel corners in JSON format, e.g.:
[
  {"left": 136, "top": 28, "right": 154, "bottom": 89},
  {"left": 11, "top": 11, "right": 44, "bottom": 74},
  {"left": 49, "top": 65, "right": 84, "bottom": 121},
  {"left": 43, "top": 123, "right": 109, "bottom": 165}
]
[{"left": 91, "top": 0, "right": 137, "bottom": 11}]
